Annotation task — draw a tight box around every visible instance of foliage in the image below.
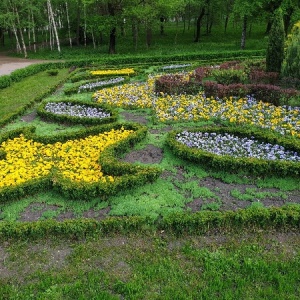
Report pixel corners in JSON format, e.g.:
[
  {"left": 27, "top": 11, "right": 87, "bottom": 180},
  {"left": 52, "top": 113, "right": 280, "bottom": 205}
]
[
  {"left": 154, "top": 73, "right": 202, "bottom": 95},
  {"left": 266, "top": 8, "right": 285, "bottom": 73},
  {"left": 211, "top": 68, "right": 248, "bottom": 85},
  {"left": 282, "top": 20, "right": 300, "bottom": 79}
]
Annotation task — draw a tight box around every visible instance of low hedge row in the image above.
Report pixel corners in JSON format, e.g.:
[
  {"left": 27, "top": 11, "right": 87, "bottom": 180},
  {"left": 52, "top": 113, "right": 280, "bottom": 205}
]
[
  {"left": 203, "top": 81, "right": 299, "bottom": 106},
  {"left": 37, "top": 99, "right": 118, "bottom": 125},
  {"left": 0, "top": 50, "right": 265, "bottom": 90},
  {"left": 0, "top": 204, "right": 299, "bottom": 240},
  {"left": 166, "top": 125, "right": 300, "bottom": 177},
  {"left": 0, "top": 123, "right": 162, "bottom": 201}
]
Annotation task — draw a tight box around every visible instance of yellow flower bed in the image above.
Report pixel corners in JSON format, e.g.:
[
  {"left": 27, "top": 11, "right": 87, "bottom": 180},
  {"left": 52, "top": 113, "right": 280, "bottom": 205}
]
[
  {"left": 93, "top": 76, "right": 156, "bottom": 109},
  {"left": 0, "top": 128, "right": 133, "bottom": 189},
  {"left": 90, "top": 68, "right": 135, "bottom": 76},
  {"left": 94, "top": 74, "right": 300, "bottom": 138}
]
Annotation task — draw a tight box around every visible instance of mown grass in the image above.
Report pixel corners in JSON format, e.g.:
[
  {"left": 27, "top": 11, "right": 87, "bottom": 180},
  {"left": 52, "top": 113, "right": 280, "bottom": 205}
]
[
  {"left": 1, "top": 232, "right": 300, "bottom": 299},
  {"left": 0, "top": 69, "right": 70, "bottom": 124}
]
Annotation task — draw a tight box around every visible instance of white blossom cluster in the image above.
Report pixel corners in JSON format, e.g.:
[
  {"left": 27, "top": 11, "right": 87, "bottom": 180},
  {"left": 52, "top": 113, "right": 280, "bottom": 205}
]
[
  {"left": 176, "top": 131, "right": 300, "bottom": 162},
  {"left": 78, "top": 77, "right": 125, "bottom": 93},
  {"left": 161, "top": 64, "right": 191, "bottom": 70},
  {"left": 44, "top": 102, "right": 111, "bottom": 119}
]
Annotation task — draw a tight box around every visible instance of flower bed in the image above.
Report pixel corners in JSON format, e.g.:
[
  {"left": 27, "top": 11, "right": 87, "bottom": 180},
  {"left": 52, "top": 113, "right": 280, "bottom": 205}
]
[
  {"left": 37, "top": 99, "right": 117, "bottom": 125},
  {"left": 167, "top": 126, "right": 300, "bottom": 177},
  {"left": 90, "top": 68, "right": 135, "bottom": 76},
  {"left": 160, "top": 64, "right": 192, "bottom": 71},
  {"left": 93, "top": 77, "right": 156, "bottom": 109},
  {"left": 93, "top": 75, "right": 300, "bottom": 138},
  {"left": 175, "top": 131, "right": 300, "bottom": 162},
  {"left": 0, "top": 124, "right": 161, "bottom": 201},
  {"left": 78, "top": 77, "right": 126, "bottom": 93}
]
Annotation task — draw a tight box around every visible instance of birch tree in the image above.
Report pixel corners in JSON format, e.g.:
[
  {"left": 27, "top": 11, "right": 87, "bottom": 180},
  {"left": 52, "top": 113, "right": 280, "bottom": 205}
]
[{"left": 47, "top": 0, "right": 61, "bottom": 52}]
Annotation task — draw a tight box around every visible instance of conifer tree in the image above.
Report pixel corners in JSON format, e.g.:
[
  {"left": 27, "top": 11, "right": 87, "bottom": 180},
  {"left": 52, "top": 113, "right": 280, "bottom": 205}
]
[
  {"left": 266, "top": 8, "right": 285, "bottom": 73},
  {"left": 282, "top": 20, "right": 300, "bottom": 79}
]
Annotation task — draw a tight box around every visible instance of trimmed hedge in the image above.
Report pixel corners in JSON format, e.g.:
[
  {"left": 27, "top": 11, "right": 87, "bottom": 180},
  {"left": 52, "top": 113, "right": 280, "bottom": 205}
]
[
  {"left": 0, "top": 50, "right": 265, "bottom": 90},
  {"left": 167, "top": 125, "right": 300, "bottom": 177},
  {"left": 37, "top": 99, "right": 118, "bottom": 125},
  {"left": 0, "top": 204, "right": 299, "bottom": 240}
]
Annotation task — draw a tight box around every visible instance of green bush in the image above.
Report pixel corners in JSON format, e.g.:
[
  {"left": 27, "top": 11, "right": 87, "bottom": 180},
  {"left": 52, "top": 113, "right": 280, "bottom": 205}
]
[
  {"left": 47, "top": 69, "right": 59, "bottom": 76},
  {"left": 0, "top": 75, "right": 11, "bottom": 89},
  {"left": 211, "top": 68, "right": 248, "bottom": 85}
]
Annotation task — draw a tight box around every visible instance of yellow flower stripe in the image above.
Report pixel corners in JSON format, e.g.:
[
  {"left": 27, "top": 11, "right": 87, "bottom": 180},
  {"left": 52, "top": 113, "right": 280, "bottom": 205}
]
[
  {"left": 93, "top": 75, "right": 300, "bottom": 138},
  {"left": 0, "top": 128, "right": 133, "bottom": 189},
  {"left": 90, "top": 68, "right": 135, "bottom": 76}
]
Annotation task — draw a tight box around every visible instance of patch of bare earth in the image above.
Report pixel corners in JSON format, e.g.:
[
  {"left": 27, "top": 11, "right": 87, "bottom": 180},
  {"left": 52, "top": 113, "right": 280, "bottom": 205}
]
[
  {"left": 122, "top": 144, "right": 163, "bottom": 164},
  {"left": 18, "top": 202, "right": 61, "bottom": 222}
]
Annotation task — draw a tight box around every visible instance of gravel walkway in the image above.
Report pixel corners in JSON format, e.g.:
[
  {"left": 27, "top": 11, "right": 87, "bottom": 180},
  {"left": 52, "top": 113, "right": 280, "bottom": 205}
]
[{"left": 0, "top": 53, "right": 59, "bottom": 76}]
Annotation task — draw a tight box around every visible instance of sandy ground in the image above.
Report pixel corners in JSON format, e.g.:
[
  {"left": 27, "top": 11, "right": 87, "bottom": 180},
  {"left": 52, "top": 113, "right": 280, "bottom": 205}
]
[{"left": 0, "top": 53, "right": 57, "bottom": 76}]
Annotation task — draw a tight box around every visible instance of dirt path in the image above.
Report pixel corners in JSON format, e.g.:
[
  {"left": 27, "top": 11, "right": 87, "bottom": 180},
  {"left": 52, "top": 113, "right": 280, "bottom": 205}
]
[{"left": 0, "top": 53, "right": 60, "bottom": 76}]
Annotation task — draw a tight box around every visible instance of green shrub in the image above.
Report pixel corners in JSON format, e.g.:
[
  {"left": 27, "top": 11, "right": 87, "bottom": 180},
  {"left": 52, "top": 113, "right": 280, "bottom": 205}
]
[
  {"left": 47, "top": 69, "right": 59, "bottom": 76},
  {"left": 0, "top": 75, "right": 11, "bottom": 89},
  {"left": 211, "top": 68, "right": 248, "bottom": 85}
]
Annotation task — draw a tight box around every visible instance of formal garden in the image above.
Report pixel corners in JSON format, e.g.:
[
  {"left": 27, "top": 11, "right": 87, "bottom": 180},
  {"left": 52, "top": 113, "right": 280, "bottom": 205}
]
[{"left": 0, "top": 8, "right": 300, "bottom": 298}]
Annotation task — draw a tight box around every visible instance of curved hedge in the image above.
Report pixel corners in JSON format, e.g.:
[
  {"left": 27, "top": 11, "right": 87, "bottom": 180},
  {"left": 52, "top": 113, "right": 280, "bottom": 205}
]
[{"left": 167, "top": 125, "right": 300, "bottom": 177}]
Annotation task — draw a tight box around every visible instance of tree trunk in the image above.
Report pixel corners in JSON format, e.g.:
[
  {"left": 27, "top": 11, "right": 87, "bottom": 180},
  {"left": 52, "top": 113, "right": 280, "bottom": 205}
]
[
  {"left": 47, "top": 0, "right": 61, "bottom": 52},
  {"left": 146, "top": 22, "right": 152, "bottom": 48},
  {"left": 65, "top": 1, "right": 72, "bottom": 47},
  {"left": 194, "top": 8, "right": 205, "bottom": 42},
  {"left": 14, "top": 6, "right": 27, "bottom": 58},
  {"left": 224, "top": 15, "right": 229, "bottom": 33},
  {"left": 109, "top": 27, "right": 116, "bottom": 54},
  {"left": 12, "top": 25, "right": 22, "bottom": 54},
  {"left": 160, "top": 16, "right": 164, "bottom": 35},
  {"left": 265, "top": 20, "right": 272, "bottom": 34},
  {"left": 91, "top": 30, "right": 96, "bottom": 48},
  {"left": 241, "top": 15, "right": 247, "bottom": 50},
  {"left": 108, "top": 3, "right": 116, "bottom": 54},
  {"left": 76, "top": 0, "right": 81, "bottom": 46},
  {"left": 31, "top": 11, "right": 37, "bottom": 52},
  {"left": 132, "top": 21, "right": 138, "bottom": 51},
  {"left": 83, "top": 4, "right": 87, "bottom": 47},
  {"left": 0, "top": 28, "right": 4, "bottom": 47}
]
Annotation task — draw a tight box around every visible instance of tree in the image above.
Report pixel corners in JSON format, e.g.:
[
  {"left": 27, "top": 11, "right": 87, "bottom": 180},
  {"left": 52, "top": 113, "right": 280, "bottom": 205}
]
[
  {"left": 282, "top": 20, "right": 300, "bottom": 78},
  {"left": 266, "top": 8, "right": 285, "bottom": 73},
  {"left": 233, "top": 0, "right": 264, "bottom": 49}
]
